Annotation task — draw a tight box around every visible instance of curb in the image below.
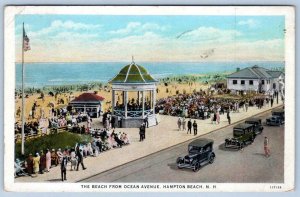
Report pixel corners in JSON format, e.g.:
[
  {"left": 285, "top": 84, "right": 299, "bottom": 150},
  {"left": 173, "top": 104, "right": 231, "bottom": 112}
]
[{"left": 77, "top": 104, "right": 283, "bottom": 182}]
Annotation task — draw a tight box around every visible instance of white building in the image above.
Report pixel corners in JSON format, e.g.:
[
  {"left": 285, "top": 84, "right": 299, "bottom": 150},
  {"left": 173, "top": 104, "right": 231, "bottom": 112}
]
[{"left": 226, "top": 65, "right": 284, "bottom": 94}]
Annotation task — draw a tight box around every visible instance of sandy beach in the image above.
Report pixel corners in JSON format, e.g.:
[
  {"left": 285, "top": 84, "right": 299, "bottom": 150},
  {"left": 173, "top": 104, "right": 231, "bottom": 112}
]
[{"left": 15, "top": 82, "right": 210, "bottom": 123}]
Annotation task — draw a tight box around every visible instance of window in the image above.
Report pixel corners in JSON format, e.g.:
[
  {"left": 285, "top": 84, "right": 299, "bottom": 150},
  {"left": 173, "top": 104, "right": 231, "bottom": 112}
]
[
  {"left": 262, "top": 80, "right": 265, "bottom": 85},
  {"left": 249, "top": 80, "right": 254, "bottom": 85},
  {"left": 233, "top": 80, "right": 237, "bottom": 85},
  {"left": 241, "top": 80, "right": 245, "bottom": 85}
]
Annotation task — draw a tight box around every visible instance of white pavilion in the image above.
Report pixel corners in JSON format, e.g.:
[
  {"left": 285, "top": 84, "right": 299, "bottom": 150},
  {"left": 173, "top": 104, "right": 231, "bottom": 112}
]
[{"left": 109, "top": 60, "right": 158, "bottom": 128}]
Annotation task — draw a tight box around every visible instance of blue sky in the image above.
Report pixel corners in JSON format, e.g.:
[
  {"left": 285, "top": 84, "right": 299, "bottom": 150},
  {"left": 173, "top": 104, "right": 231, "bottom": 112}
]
[{"left": 15, "top": 15, "right": 285, "bottom": 62}]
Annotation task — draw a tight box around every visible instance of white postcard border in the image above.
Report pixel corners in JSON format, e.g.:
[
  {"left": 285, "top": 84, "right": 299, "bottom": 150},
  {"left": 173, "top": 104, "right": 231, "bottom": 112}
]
[{"left": 4, "top": 5, "right": 295, "bottom": 192}]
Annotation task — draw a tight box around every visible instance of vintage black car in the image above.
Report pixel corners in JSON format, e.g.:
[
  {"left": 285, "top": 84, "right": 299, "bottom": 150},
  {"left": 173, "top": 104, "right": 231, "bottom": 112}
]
[
  {"left": 266, "top": 109, "right": 284, "bottom": 126},
  {"left": 244, "top": 118, "right": 264, "bottom": 134},
  {"left": 225, "top": 123, "right": 256, "bottom": 149},
  {"left": 176, "top": 138, "right": 215, "bottom": 172}
]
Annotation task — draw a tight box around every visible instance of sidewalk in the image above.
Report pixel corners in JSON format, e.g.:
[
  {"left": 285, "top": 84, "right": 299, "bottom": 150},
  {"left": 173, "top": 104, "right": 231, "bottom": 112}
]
[{"left": 15, "top": 100, "right": 283, "bottom": 183}]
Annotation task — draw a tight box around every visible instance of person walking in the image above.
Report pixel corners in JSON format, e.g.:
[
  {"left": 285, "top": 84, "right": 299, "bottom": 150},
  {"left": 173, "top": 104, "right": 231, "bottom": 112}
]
[
  {"left": 32, "top": 153, "right": 40, "bottom": 177},
  {"left": 271, "top": 97, "right": 274, "bottom": 107},
  {"left": 181, "top": 118, "right": 186, "bottom": 131},
  {"left": 26, "top": 153, "right": 34, "bottom": 175},
  {"left": 212, "top": 112, "right": 217, "bottom": 124},
  {"left": 111, "top": 116, "right": 116, "bottom": 129},
  {"left": 216, "top": 112, "right": 220, "bottom": 124},
  {"left": 76, "top": 146, "right": 87, "bottom": 171},
  {"left": 61, "top": 153, "right": 68, "bottom": 181},
  {"left": 139, "top": 124, "right": 144, "bottom": 142},
  {"left": 142, "top": 123, "right": 146, "bottom": 140},
  {"left": 39, "top": 150, "right": 46, "bottom": 174},
  {"left": 144, "top": 116, "right": 149, "bottom": 128},
  {"left": 193, "top": 120, "right": 198, "bottom": 135},
  {"left": 177, "top": 117, "right": 181, "bottom": 131},
  {"left": 227, "top": 110, "right": 231, "bottom": 125},
  {"left": 187, "top": 119, "right": 192, "bottom": 134},
  {"left": 45, "top": 149, "right": 51, "bottom": 172},
  {"left": 245, "top": 101, "right": 249, "bottom": 112},
  {"left": 264, "top": 136, "right": 270, "bottom": 157}
]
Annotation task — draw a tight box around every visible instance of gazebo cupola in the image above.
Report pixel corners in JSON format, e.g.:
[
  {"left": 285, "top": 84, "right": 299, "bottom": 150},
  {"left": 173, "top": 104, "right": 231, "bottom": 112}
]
[{"left": 109, "top": 59, "right": 158, "bottom": 128}]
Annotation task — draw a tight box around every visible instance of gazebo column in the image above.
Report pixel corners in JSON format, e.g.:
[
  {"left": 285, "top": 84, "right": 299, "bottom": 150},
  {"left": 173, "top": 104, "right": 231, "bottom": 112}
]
[
  {"left": 137, "top": 91, "right": 140, "bottom": 105},
  {"left": 112, "top": 89, "right": 115, "bottom": 113},
  {"left": 152, "top": 89, "right": 156, "bottom": 114},
  {"left": 142, "top": 91, "right": 145, "bottom": 118},
  {"left": 124, "top": 91, "right": 128, "bottom": 118}
]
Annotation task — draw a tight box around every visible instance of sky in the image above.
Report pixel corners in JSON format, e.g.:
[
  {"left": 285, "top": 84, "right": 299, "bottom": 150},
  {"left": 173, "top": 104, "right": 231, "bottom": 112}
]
[{"left": 15, "top": 15, "right": 285, "bottom": 62}]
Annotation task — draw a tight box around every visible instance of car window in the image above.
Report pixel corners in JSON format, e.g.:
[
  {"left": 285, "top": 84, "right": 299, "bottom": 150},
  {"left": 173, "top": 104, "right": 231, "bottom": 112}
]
[
  {"left": 188, "top": 146, "right": 200, "bottom": 153},
  {"left": 234, "top": 129, "right": 244, "bottom": 136},
  {"left": 206, "top": 146, "right": 211, "bottom": 152}
]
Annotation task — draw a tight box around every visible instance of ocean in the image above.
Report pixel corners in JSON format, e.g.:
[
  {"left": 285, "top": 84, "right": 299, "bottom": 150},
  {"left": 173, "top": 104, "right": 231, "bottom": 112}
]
[{"left": 15, "top": 61, "right": 284, "bottom": 88}]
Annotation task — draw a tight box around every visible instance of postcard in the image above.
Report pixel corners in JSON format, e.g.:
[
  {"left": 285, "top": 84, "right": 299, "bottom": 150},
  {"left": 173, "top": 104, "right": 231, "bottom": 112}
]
[{"left": 4, "top": 5, "right": 295, "bottom": 192}]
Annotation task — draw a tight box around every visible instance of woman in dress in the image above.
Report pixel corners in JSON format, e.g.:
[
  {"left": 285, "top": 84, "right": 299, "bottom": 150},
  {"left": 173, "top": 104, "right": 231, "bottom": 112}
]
[
  {"left": 216, "top": 111, "right": 220, "bottom": 124},
  {"left": 45, "top": 149, "right": 51, "bottom": 172}
]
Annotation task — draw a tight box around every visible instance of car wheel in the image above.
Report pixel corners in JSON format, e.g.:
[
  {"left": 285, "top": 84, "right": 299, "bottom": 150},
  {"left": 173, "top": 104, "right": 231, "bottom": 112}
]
[
  {"left": 193, "top": 163, "right": 200, "bottom": 172},
  {"left": 209, "top": 155, "right": 215, "bottom": 164},
  {"left": 240, "top": 142, "right": 245, "bottom": 149}
]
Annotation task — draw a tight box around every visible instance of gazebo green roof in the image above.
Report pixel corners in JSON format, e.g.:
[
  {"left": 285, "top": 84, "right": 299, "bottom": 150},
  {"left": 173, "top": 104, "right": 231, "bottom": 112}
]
[{"left": 109, "top": 62, "right": 158, "bottom": 84}]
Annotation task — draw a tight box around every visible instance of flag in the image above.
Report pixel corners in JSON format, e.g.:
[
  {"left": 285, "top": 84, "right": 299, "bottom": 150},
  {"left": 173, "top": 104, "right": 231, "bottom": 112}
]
[{"left": 23, "top": 26, "right": 31, "bottom": 51}]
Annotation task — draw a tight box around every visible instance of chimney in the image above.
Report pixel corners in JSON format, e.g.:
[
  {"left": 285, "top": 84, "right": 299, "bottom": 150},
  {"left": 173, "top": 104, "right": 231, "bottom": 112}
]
[{"left": 236, "top": 67, "right": 240, "bottom": 72}]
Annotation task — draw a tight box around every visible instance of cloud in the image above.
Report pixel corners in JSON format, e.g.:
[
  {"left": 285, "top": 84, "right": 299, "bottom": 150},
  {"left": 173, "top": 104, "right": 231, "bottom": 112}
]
[
  {"left": 178, "top": 27, "right": 242, "bottom": 42},
  {"left": 109, "top": 22, "right": 141, "bottom": 34},
  {"left": 28, "top": 20, "right": 102, "bottom": 38},
  {"left": 238, "top": 19, "right": 259, "bottom": 28},
  {"left": 15, "top": 22, "right": 283, "bottom": 62},
  {"left": 109, "top": 22, "right": 167, "bottom": 35}
]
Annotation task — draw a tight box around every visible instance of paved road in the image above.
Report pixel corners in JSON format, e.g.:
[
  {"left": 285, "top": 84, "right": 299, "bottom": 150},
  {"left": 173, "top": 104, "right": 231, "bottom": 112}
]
[{"left": 81, "top": 110, "right": 284, "bottom": 183}]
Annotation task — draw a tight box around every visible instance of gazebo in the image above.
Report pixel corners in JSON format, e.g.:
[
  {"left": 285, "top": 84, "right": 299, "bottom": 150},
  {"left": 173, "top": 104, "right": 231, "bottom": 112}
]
[
  {"left": 109, "top": 60, "right": 158, "bottom": 128},
  {"left": 69, "top": 92, "right": 105, "bottom": 118}
]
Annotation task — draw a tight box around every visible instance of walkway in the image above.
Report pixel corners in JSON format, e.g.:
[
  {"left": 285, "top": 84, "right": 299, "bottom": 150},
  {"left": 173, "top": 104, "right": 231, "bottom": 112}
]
[{"left": 15, "top": 100, "right": 283, "bottom": 183}]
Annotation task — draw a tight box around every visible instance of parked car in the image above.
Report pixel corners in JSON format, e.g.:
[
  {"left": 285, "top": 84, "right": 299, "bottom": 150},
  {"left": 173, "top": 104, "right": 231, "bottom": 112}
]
[
  {"left": 266, "top": 116, "right": 283, "bottom": 126},
  {"left": 245, "top": 118, "right": 264, "bottom": 134},
  {"left": 225, "top": 123, "right": 256, "bottom": 149},
  {"left": 266, "top": 109, "right": 284, "bottom": 126},
  {"left": 176, "top": 138, "right": 215, "bottom": 172}
]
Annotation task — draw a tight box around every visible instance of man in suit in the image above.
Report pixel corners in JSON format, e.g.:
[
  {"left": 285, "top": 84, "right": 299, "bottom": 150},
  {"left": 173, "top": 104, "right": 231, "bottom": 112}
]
[
  {"left": 76, "top": 146, "right": 86, "bottom": 171},
  {"left": 61, "top": 153, "right": 68, "bottom": 181},
  {"left": 227, "top": 110, "right": 231, "bottom": 125},
  {"left": 139, "top": 123, "right": 146, "bottom": 141},
  {"left": 144, "top": 116, "right": 149, "bottom": 128},
  {"left": 187, "top": 119, "right": 192, "bottom": 134},
  {"left": 193, "top": 120, "right": 198, "bottom": 135}
]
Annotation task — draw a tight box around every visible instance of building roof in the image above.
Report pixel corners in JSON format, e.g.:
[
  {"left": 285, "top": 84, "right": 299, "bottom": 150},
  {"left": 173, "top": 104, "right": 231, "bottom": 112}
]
[
  {"left": 70, "top": 93, "right": 104, "bottom": 104},
  {"left": 267, "top": 71, "right": 284, "bottom": 78},
  {"left": 109, "top": 62, "right": 158, "bottom": 84},
  {"left": 227, "top": 65, "right": 283, "bottom": 79}
]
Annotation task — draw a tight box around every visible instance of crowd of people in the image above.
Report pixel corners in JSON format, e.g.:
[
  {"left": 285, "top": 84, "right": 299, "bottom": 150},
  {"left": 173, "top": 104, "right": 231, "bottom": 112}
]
[
  {"left": 15, "top": 127, "right": 131, "bottom": 181},
  {"left": 114, "top": 98, "right": 152, "bottom": 112},
  {"left": 155, "top": 89, "right": 278, "bottom": 120}
]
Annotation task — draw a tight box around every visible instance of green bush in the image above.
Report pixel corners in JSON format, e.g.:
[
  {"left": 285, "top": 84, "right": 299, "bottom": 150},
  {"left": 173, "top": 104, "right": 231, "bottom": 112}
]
[{"left": 15, "top": 132, "right": 92, "bottom": 160}]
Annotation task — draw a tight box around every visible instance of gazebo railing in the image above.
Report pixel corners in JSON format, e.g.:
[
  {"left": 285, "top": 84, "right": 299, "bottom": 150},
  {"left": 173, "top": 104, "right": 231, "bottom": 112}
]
[{"left": 113, "top": 109, "right": 154, "bottom": 118}]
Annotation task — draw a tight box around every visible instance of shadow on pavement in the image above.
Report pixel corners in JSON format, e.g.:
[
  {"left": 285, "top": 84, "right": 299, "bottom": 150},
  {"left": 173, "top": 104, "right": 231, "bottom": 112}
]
[
  {"left": 167, "top": 162, "right": 178, "bottom": 170},
  {"left": 47, "top": 178, "right": 63, "bottom": 182},
  {"left": 253, "top": 153, "right": 267, "bottom": 158},
  {"left": 167, "top": 163, "right": 195, "bottom": 173},
  {"left": 218, "top": 143, "right": 240, "bottom": 152}
]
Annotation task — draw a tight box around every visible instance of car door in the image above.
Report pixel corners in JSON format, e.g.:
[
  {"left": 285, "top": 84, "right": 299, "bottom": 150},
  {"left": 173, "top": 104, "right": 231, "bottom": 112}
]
[{"left": 201, "top": 146, "right": 210, "bottom": 163}]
